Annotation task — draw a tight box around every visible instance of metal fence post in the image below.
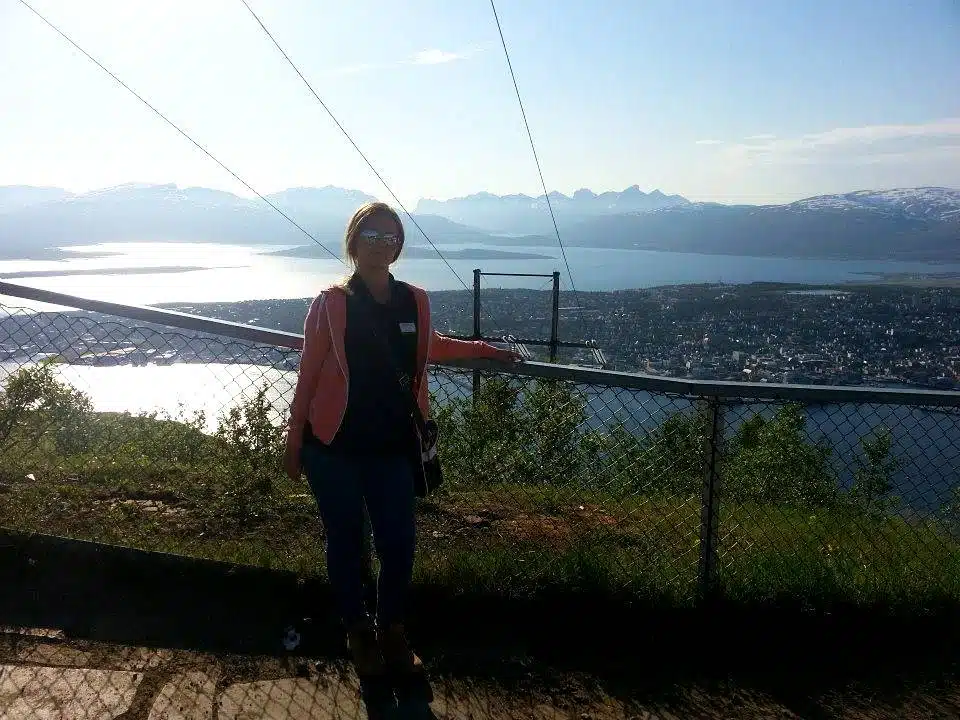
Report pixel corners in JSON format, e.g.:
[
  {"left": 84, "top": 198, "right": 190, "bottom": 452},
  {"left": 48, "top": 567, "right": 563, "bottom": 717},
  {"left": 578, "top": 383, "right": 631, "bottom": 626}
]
[
  {"left": 549, "top": 271, "right": 560, "bottom": 363},
  {"left": 472, "top": 269, "right": 482, "bottom": 405},
  {"left": 697, "top": 396, "right": 724, "bottom": 605}
]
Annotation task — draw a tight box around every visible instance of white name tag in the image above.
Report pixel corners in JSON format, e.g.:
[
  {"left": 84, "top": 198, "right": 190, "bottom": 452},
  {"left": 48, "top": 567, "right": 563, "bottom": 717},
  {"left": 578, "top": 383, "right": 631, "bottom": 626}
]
[{"left": 399, "top": 322, "right": 416, "bottom": 334}]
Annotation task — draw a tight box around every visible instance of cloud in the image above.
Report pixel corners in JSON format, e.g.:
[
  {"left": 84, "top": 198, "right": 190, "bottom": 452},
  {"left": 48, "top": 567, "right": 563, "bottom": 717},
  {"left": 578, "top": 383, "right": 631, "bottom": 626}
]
[
  {"left": 410, "top": 49, "right": 465, "bottom": 65},
  {"left": 333, "top": 47, "right": 475, "bottom": 75},
  {"left": 697, "top": 118, "right": 960, "bottom": 167},
  {"left": 695, "top": 139, "right": 724, "bottom": 146}
]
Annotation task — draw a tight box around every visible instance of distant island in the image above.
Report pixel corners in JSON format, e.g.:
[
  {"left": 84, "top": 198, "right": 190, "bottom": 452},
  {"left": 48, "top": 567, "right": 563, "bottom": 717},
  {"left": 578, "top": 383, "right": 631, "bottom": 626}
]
[
  {"left": 266, "top": 245, "right": 555, "bottom": 261},
  {"left": 0, "top": 266, "right": 220, "bottom": 280},
  {"left": 0, "top": 248, "right": 115, "bottom": 262},
  {"left": 849, "top": 271, "right": 960, "bottom": 287}
]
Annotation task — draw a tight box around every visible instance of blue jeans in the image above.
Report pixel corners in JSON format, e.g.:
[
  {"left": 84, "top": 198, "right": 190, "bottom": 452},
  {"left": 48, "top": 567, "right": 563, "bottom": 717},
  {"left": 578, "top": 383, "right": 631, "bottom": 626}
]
[{"left": 301, "top": 443, "right": 416, "bottom": 628}]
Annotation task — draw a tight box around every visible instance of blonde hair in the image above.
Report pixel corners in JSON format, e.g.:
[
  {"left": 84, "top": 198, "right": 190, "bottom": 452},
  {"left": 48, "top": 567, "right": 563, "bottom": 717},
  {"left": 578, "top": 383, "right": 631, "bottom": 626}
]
[{"left": 343, "top": 201, "right": 405, "bottom": 267}]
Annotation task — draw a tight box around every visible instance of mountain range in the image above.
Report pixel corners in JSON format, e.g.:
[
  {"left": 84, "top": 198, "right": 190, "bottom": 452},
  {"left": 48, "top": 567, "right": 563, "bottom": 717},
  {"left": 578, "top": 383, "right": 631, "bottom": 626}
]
[
  {"left": 414, "top": 185, "right": 690, "bottom": 234},
  {"left": 0, "top": 183, "right": 957, "bottom": 262}
]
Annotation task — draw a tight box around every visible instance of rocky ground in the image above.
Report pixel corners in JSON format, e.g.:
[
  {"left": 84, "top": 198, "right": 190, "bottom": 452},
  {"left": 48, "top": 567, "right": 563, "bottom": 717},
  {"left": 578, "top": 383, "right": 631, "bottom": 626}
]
[
  {"left": 3, "top": 526, "right": 960, "bottom": 719},
  {"left": 3, "top": 623, "right": 960, "bottom": 719}
]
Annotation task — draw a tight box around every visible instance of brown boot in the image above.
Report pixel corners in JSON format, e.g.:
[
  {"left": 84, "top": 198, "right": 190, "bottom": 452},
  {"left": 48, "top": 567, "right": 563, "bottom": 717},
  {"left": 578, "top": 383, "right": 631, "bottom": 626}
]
[
  {"left": 346, "top": 619, "right": 384, "bottom": 677},
  {"left": 378, "top": 622, "right": 423, "bottom": 674}
]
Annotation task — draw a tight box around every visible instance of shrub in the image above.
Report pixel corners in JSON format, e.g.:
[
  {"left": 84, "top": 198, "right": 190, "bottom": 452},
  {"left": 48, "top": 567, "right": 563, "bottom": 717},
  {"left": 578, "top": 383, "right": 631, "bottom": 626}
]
[
  {"left": 0, "top": 361, "right": 93, "bottom": 455},
  {"left": 211, "top": 384, "right": 286, "bottom": 524},
  {"left": 849, "top": 426, "right": 900, "bottom": 516},
  {"left": 724, "top": 403, "right": 838, "bottom": 507}
]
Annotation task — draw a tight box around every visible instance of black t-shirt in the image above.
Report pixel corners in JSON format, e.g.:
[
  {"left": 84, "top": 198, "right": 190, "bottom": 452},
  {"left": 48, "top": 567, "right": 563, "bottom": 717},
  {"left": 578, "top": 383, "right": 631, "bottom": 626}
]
[{"left": 305, "top": 273, "right": 420, "bottom": 456}]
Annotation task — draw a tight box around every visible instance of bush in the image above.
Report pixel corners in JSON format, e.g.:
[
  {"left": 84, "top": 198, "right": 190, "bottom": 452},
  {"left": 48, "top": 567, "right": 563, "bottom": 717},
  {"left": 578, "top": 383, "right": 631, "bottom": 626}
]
[
  {"left": 635, "top": 405, "right": 710, "bottom": 496},
  {"left": 211, "top": 384, "right": 287, "bottom": 525},
  {"left": 516, "top": 378, "right": 589, "bottom": 486},
  {"left": 436, "top": 386, "right": 877, "bottom": 513},
  {"left": 724, "top": 403, "right": 838, "bottom": 507},
  {"left": 434, "top": 376, "right": 525, "bottom": 488},
  {"left": 0, "top": 361, "right": 93, "bottom": 456},
  {"left": 849, "top": 426, "right": 900, "bottom": 516}
]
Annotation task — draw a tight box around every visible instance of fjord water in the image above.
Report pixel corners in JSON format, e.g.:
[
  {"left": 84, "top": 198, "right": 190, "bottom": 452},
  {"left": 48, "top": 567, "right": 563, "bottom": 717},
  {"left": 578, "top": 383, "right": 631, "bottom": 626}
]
[
  {"left": 1, "top": 242, "right": 959, "bottom": 306},
  {"left": 1, "top": 241, "right": 957, "bottom": 515}
]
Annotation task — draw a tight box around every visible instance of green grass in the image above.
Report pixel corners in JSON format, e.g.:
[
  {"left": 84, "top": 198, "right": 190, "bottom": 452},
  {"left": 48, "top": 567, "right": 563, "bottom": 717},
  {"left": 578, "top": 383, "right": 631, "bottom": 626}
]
[
  {"left": 717, "top": 503, "right": 960, "bottom": 608},
  {"left": 2, "top": 408, "right": 959, "bottom": 615}
]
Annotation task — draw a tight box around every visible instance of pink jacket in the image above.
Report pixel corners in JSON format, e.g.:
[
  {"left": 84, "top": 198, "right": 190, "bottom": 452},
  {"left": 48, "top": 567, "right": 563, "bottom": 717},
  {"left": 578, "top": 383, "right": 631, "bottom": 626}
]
[{"left": 287, "top": 282, "right": 503, "bottom": 456}]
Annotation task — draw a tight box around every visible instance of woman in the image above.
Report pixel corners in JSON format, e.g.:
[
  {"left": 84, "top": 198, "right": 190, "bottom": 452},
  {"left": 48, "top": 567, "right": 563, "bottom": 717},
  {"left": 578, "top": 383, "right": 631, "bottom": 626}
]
[{"left": 284, "top": 201, "right": 520, "bottom": 677}]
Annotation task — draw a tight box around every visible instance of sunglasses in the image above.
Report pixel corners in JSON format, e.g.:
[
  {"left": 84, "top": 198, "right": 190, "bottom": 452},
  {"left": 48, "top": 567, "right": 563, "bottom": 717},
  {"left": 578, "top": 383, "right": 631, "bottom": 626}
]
[{"left": 358, "top": 229, "right": 402, "bottom": 247}]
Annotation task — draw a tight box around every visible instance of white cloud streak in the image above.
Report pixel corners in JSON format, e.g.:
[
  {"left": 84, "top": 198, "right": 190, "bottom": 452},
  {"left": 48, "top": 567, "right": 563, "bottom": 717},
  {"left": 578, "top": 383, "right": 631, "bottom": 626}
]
[
  {"left": 696, "top": 118, "right": 960, "bottom": 166},
  {"left": 410, "top": 49, "right": 465, "bottom": 65},
  {"left": 333, "top": 47, "right": 474, "bottom": 75}
]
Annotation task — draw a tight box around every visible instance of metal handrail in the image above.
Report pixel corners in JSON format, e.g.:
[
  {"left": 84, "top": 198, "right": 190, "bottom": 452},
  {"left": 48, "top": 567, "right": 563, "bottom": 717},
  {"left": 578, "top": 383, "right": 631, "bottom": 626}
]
[
  {"left": 2, "top": 280, "right": 958, "bottom": 408},
  {"left": 0, "top": 281, "right": 304, "bottom": 350}
]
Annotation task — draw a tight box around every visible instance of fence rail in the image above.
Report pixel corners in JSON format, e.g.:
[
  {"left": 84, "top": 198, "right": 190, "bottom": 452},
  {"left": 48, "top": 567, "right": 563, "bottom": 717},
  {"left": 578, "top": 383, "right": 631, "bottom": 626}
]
[
  {"left": 6, "top": 279, "right": 955, "bottom": 407},
  {"left": 1, "top": 280, "right": 959, "bottom": 610}
]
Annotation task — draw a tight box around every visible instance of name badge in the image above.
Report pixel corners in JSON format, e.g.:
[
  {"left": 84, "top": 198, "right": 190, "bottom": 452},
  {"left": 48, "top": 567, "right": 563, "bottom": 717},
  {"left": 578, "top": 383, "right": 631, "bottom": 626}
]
[{"left": 399, "top": 322, "right": 416, "bottom": 334}]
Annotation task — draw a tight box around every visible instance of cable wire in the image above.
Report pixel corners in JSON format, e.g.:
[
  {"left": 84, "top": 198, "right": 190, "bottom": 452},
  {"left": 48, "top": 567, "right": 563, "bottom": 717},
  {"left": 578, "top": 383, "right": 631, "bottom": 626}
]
[
  {"left": 488, "top": 0, "right": 587, "bottom": 332},
  {"left": 16, "top": 0, "right": 347, "bottom": 266},
  {"left": 238, "top": 0, "right": 471, "bottom": 292}
]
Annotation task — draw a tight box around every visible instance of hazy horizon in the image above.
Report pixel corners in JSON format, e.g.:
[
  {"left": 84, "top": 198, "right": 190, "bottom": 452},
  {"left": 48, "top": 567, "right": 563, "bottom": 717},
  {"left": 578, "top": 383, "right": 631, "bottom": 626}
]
[
  {"left": 2, "top": 0, "right": 958, "bottom": 207},
  {"left": 5, "top": 179, "right": 960, "bottom": 207}
]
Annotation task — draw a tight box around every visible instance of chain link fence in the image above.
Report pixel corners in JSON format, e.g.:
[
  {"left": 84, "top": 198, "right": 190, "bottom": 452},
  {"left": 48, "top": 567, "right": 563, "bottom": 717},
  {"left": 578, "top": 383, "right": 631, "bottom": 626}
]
[
  {"left": 1, "top": 293, "right": 959, "bottom": 611},
  {"left": 3, "top": 289, "right": 960, "bottom": 718},
  {"left": 428, "top": 366, "right": 960, "bottom": 608}
]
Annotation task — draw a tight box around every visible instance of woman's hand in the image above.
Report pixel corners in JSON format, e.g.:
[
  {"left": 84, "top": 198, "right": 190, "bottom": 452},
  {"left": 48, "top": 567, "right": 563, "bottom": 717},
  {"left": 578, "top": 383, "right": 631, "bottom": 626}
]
[
  {"left": 493, "top": 347, "right": 524, "bottom": 363},
  {"left": 283, "top": 441, "right": 302, "bottom": 481}
]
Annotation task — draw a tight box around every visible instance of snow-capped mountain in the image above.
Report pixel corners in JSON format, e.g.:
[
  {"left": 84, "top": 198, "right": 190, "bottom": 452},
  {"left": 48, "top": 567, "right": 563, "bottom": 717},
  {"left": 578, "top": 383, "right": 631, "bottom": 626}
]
[
  {"left": 557, "top": 188, "right": 960, "bottom": 260},
  {"left": 790, "top": 187, "right": 960, "bottom": 221}
]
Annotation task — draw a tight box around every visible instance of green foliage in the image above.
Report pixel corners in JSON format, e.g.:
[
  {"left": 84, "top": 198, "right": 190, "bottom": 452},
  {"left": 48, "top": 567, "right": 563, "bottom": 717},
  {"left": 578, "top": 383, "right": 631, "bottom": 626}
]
[
  {"left": 849, "top": 426, "right": 900, "bottom": 516},
  {"left": 724, "top": 403, "right": 838, "bottom": 507},
  {"left": 436, "top": 388, "right": 861, "bottom": 512},
  {"left": 517, "top": 378, "right": 588, "bottom": 485},
  {"left": 0, "top": 361, "right": 93, "bottom": 455},
  {"left": 940, "top": 485, "right": 960, "bottom": 529},
  {"left": 437, "top": 376, "right": 591, "bottom": 488},
  {"left": 434, "top": 376, "right": 524, "bottom": 487},
  {"left": 212, "top": 384, "right": 286, "bottom": 524},
  {"left": 88, "top": 406, "right": 209, "bottom": 465},
  {"left": 3, "top": 360, "right": 951, "bottom": 614},
  {"left": 635, "top": 406, "right": 710, "bottom": 496}
]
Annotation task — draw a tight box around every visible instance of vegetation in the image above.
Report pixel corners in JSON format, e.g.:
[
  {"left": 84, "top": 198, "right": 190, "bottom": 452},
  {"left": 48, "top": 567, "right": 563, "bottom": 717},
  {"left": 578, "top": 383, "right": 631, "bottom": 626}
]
[{"left": 0, "top": 361, "right": 957, "bottom": 612}]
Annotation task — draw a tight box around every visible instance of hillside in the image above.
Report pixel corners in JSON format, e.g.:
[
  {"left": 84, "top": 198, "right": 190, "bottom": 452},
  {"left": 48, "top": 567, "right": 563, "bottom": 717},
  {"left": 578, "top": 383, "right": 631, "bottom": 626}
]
[{"left": 559, "top": 194, "right": 960, "bottom": 260}]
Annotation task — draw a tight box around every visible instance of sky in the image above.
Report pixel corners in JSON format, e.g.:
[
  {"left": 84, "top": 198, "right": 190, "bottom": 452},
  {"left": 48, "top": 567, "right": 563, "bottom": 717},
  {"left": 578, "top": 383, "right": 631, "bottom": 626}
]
[{"left": 1, "top": 0, "right": 958, "bottom": 206}]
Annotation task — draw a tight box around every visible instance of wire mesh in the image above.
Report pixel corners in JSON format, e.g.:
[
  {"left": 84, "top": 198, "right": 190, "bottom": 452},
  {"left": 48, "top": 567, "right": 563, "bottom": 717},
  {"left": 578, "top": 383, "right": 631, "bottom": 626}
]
[
  {"left": 2, "top": 299, "right": 960, "bottom": 609},
  {"left": 714, "top": 396, "right": 960, "bottom": 606},
  {"left": 426, "top": 366, "right": 704, "bottom": 604},
  {"left": 3, "top": 297, "right": 960, "bottom": 717}
]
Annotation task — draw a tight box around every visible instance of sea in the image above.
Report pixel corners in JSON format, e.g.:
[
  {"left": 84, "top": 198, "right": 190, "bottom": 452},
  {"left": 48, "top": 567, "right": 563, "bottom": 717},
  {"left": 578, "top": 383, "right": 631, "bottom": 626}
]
[
  {"left": 0, "top": 241, "right": 957, "bottom": 514},
  {"left": 1, "top": 241, "right": 958, "bottom": 306}
]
